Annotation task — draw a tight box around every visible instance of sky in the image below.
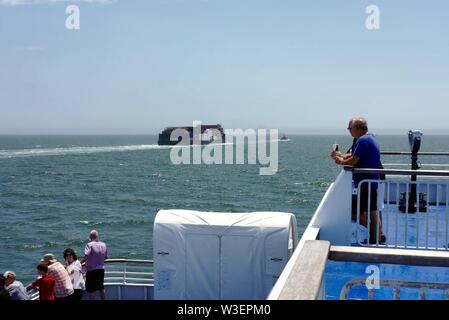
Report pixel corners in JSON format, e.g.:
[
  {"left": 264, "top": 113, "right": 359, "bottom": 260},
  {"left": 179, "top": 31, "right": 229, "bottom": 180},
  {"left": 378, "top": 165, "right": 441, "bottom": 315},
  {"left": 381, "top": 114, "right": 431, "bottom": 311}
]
[{"left": 0, "top": 0, "right": 449, "bottom": 134}]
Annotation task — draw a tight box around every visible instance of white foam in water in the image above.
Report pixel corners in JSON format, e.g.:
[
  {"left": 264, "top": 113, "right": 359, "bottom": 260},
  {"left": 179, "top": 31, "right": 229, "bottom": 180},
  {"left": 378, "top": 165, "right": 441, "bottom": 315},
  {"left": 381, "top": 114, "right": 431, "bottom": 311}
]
[
  {"left": 0, "top": 144, "right": 169, "bottom": 159},
  {"left": 0, "top": 142, "right": 239, "bottom": 159}
]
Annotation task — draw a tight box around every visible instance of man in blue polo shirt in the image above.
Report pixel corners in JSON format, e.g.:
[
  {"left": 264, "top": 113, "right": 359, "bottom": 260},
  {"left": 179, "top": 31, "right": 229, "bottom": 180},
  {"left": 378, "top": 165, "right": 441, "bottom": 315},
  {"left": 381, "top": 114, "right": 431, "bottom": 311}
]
[{"left": 332, "top": 117, "right": 385, "bottom": 244}]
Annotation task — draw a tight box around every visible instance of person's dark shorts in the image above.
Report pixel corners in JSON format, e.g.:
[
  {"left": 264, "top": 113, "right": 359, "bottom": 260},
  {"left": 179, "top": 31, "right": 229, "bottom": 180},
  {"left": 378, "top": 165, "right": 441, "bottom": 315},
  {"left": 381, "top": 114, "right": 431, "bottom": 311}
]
[
  {"left": 352, "top": 186, "right": 378, "bottom": 220},
  {"left": 73, "top": 289, "right": 83, "bottom": 300},
  {"left": 85, "top": 269, "right": 105, "bottom": 293}
]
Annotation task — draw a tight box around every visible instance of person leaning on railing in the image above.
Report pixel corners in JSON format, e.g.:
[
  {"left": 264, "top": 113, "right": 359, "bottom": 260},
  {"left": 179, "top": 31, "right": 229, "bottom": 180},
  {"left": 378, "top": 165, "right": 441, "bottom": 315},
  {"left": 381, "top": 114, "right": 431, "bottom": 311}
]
[
  {"left": 331, "top": 117, "right": 386, "bottom": 244},
  {"left": 26, "top": 262, "right": 55, "bottom": 301},
  {"left": 80, "top": 230, "right": 108, "bottom": 300},
  {"left": 41, "top": 253, "right": 74, "bottom": 300},
  {"left": 2, "top": 271, "right": 30, "bottom": 300}
]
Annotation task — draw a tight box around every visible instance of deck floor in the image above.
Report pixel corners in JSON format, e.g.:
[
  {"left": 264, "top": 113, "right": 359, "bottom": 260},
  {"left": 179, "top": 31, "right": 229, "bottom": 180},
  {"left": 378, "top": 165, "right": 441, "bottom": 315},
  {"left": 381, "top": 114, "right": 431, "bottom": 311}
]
[
  {"left": 326, "top": 204, "right": 449, "bottom": 300},
  {"left": 325, "top": 261, "right": 449, "bottom": 300}
]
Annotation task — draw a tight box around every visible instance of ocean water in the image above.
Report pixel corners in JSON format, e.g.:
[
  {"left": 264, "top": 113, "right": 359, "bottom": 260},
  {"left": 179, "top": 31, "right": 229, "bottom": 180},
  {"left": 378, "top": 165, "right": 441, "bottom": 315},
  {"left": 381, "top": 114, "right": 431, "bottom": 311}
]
[{"left": 1, "top": 134, "right": 448, "bottom": 284}]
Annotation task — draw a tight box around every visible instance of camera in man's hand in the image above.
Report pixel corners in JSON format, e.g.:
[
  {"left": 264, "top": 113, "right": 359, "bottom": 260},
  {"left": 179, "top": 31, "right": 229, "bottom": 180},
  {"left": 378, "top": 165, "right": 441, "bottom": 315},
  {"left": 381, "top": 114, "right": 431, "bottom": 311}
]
[{"left": 330, "top": 144, "right": 339, "bottom": 160}]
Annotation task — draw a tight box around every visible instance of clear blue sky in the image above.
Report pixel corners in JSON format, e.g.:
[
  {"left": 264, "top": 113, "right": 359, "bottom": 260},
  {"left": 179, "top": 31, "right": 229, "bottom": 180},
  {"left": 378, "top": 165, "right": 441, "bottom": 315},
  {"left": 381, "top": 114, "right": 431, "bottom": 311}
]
[{"left": 1, "top": 0, "right": 448, "bottom": 134}]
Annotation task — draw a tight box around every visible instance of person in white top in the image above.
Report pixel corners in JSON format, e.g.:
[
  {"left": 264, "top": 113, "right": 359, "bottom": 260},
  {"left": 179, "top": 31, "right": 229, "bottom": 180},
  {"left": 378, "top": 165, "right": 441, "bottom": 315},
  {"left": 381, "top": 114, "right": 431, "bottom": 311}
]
[{"left": 63, "top": 248, "right": 85, "bottom": 300}]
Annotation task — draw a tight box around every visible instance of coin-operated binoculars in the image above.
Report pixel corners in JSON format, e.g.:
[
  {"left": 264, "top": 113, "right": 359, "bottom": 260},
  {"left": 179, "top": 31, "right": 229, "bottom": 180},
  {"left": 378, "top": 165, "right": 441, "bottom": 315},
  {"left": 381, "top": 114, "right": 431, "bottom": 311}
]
[{"left": 399, "top": 130, "right": 427, "bottom": 213}]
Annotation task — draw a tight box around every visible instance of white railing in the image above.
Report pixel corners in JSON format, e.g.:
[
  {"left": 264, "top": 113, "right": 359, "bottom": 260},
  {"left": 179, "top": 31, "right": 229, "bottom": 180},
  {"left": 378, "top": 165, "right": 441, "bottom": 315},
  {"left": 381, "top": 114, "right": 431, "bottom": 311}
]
[
  {"left": 27, "top": 259, "right": 154, "bottom": 300},
  {"left": 104, "top": 259, "right": 154, "bottom": 285},
  {"left": 340, "top": 278, "right": 449, "bottom": 300},
  {"left": 28, "top": 290, "right": 40, "bottom": 300},
  {"left": 353, "top": 172, "right": 449, "bottom": 250},
  {"left": 355, "top": 179, "right": 449, "bottom": 250}
]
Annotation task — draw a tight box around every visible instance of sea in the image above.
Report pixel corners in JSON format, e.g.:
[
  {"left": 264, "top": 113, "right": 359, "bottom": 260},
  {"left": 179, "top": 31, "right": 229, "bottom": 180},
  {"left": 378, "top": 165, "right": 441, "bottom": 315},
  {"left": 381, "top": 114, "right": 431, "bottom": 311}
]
[{"left": 1, "top": 134, "right": 448, "bottom": 284}]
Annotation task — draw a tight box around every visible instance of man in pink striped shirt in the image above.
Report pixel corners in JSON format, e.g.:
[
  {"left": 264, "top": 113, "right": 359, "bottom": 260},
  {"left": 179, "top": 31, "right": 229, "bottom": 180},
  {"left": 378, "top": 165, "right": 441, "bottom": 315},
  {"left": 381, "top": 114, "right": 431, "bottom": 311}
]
[{"left": 41, "top": 253, "right": 74, "bottom": 300}]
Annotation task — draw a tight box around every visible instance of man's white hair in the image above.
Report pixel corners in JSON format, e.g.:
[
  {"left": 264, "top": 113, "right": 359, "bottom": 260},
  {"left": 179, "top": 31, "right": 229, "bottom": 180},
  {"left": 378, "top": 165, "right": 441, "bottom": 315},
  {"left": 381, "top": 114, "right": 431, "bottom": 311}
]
[
  {"left": 90, "top": 230, "right": 99, "bottom": 239},
  {"left": 352, "top": 117, "right": 368, "bottom": 131}
]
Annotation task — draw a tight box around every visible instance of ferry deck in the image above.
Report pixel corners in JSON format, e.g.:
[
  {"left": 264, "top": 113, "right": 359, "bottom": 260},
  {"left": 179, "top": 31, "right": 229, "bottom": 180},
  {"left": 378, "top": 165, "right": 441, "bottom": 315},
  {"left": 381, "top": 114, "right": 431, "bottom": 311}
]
[{"left": 26, "top": 134, "right": 449, "bottom": 301}]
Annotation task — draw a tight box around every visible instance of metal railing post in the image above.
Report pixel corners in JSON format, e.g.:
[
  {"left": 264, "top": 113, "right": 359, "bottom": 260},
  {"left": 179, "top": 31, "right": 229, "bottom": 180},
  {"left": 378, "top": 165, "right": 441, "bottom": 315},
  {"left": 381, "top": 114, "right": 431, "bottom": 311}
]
[
  {"left": 367, "top": 182, "right": 371, "bottom": 245},
  {"left": 395, "top": 183, "right": 399, "bottom": 248},
  {"left": 386, "top": 181, "right": 390, "bottom": 244},
  {"left": 436, "top": 185, "right": 440, "bottom": 249},
  {"left": 446, "top": 185, "right": 449, "bottom": 251},
  {"left": 368, "top": 289, "right": 374, "bottom": 300},
  {"left": 426, "top": 184, "right": 430, "bottom": 249},
  {"left": 123, "top": 262, "right": 127, "bottom": 284},
  {"left": 419, "top": 288, "right": 426, "bottom": 300},
  {"left": 357, "top": 185, "right": 361, "bottom": 245},
  {"left": 405, "top": 183, "right": 409, "bottom": 248},
  {"left": 393, "top": 287, "right": 400, "bottom": 300},
  {"left": 416, "top": 183, "right": 420, "bottom": 249}
]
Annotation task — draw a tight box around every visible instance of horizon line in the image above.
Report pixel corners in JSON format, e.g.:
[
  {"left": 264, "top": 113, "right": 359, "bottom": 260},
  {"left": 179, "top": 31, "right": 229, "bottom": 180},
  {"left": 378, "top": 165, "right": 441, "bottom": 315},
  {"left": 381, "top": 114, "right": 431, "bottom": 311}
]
[{"left": 1, "top": 130, "right": 449, "bottom": 136}]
